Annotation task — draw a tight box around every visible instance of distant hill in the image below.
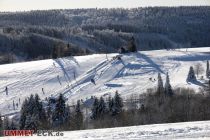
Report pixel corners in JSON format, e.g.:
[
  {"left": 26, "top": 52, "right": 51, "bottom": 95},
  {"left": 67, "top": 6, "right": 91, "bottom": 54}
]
[{"left": 0, "top": 7, "right": 209, "bottom": 64}]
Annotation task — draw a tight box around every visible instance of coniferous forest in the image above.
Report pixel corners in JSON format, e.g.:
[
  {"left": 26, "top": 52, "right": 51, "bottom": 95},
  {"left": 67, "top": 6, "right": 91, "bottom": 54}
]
[{"left": 0, "top": 7, "right": 209, "bottom": 64}]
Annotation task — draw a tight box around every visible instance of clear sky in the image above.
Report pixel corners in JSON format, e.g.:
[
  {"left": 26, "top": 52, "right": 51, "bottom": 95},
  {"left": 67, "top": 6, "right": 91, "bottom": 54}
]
[{"left": 0, "top": 0, "right": 210, "bottom": 12}]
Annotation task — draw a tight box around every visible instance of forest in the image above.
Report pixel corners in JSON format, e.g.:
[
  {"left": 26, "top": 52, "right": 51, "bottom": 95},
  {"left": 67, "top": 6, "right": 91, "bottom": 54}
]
[{"left": 0, "top": 6, "right": 209, "bottom": 64}]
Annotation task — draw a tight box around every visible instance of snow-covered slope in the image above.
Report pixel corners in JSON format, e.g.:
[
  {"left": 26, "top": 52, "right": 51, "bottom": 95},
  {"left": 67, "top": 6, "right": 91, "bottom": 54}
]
[
  {"left": 4, "top": 121, "right": 210, "bottom": 140},
  {"left": 1, "top": 47, "right": 210, "bottom": 116}
]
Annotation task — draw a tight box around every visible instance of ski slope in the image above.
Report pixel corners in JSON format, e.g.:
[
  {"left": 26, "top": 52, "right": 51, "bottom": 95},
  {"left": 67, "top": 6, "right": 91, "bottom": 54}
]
[
  {"left": 4, "top": 120, "right": 210, "bottom": 140},
  {"left": 0, "top": 47, "right": 210, "bottom": 116}
]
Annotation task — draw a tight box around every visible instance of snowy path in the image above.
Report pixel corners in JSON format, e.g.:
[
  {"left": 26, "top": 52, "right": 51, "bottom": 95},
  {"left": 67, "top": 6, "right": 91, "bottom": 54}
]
[{"left": 3, "top": 121, "right": 210, "bottom": 140}]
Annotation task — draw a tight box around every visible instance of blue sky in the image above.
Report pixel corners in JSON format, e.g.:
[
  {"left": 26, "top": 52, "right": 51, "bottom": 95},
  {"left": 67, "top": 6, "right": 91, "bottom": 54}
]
[{"left": 0, "top": 0, "right": 210, "bottom": 11}]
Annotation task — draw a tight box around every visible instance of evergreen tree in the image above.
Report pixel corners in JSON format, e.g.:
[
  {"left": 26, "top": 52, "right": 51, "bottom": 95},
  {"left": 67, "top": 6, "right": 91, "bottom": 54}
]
[
  {"left": 33, "top": 94, "right": 47, "bottom": 130},
  {"left": 23, "top": 95, "right": 37, "bottom": 130},
  {"left": 73, "top": 100, "right": 83, "bottom": 130},
  {"left": 19, "top": 98, "right": 29, "bottom": 129},
  {"left": 187, "top": 66, "right": 196, "bottom": 81},
  {"left": 113, "top": 91, "right": 123, "bottom": 115},
  {"left": 206, "top": 60, "right": 210, "bottom": 78},
  {"left": 0, "top": 114, "right": 3, "bottom": 136},
  {"left": 75, "top": 100, "right": 81, "bottom": 113},
  {"left": 10, "top": 121, "right": 16, "bottom": 130},
  {"left": 108, "top": 96, "right": 114, "bottom": 113},
  {"left": 164, "top": 73, "right": 173, "bottom": 96},
  {"left": 52, "top": 94, "right": 67, "bottom": 128},
  {"left": 91, "top": 97, "right": 99, "bottom": 119},
  {"left": 98, "top": 97, "right": 106, "bottom": 116},
  {"left": 64, "top": 105, "right": 71, "bottom": 130},
  {"left": 24, "top": 115, "right": 36, "bottom": 130},
  {"left": 46, "top": 100, "right": 53, "bottom": 128},
  {"left": 19, "top": 94, "right": 46, "bottom": 131},
  {"left": 0, "top": 114, "right": 2, "bottom": 129},
  {"left": 157, "top": 73, "right": 164, "bottom": 96},
  {"left": 28, "top": 95, "right": 35, "bottom": 115},
  {"left": 207, "top": 80, "right": 210, "bottom": 94},
  {"left": 3, "top": 116, "right": 10, "bottom": 130}
]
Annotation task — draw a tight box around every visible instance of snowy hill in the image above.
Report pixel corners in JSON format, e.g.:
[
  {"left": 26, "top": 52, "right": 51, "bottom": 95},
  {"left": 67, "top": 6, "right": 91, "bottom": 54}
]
[
  {"left": 0, "top": 47, "right": 210, "bottom": 116},
  {"left": 5, "top": 120, "right": 210, "bottom": 139},
  {"left": 0, "top": 7, "right": 210, "bottom": 64}
]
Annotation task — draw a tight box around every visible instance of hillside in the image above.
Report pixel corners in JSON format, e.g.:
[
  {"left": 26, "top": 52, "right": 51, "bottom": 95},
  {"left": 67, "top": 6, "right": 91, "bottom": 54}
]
[
  {"left": 5, "top": 121, "right": 210, "bottom": 139},
  {"left": 0, "top": 7, "right": 210, "bottom": 63},
  {"left": 0, "top": 47, "right": 210, "bottom": 116}
]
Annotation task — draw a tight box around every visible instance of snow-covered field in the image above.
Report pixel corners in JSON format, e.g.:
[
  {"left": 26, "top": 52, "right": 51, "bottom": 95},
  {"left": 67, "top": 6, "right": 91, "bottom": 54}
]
[
  {"left": 3, "top": 121, "right": 210, "bottom": 140},
  {"left": 0, "top": 47, "right": 210, "bottom": 116}
]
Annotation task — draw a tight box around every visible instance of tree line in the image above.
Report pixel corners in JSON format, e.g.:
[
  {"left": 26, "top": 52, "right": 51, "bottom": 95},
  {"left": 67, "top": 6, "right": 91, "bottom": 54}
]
[{"left": 1, "top": 68, "right": 210, "bottom": 135}]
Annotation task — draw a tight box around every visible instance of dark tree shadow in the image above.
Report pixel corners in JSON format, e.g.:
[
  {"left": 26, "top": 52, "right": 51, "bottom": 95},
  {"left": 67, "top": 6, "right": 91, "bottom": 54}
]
[
  {"left": 105, "top": 83, "right": 123, "bottom": 87},
  {"left": 54, "top": 59, "right": 71, "bottom": 82},
  {"left": 187, "top": 79, "right": 206, "bottom": 87},
  {"left": 169, "top": 54, "right": 210, "bottom": 61},
  {"left": 135, "top": 52, "right": 164, "bottom": 74},
  {"left": 68, "top": 56, "right": 80, "bottom": 66},
  {"left": 113, "top": 52, "right": 164, "bottom": 79}
]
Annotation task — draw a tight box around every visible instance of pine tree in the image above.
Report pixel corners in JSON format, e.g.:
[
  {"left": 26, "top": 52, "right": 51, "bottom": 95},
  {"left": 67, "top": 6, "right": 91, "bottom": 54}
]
[
  {"left": 206, "top": 60, "right": 210, "bottom": 78},
  {"left": 19, "top": 94, "right": 46, "bottom": 131},
  {"left": 3, "top": 116, "right": 10, "bottom": 130},
  {"left": 33, "top": 94, "right": 47, "bottom": 130},
  {"left": 91, "top": 97, "right": 99, "bottom": 119},
  {"left": 108, "top": 96, "right": 114, "bottom": 113},
  {"left": 113, "top": 91, "right": 123, "bottom": 115},
  {"left": 73, "top": 100, "right": 83, "bottom": 130},
  {"left": 19, "top": 98, "right": 29, "bottom": 129},
  {"left": 0, "top": 114, "right": 3, "bottom": 136},
  {"left": 164, "top": 73, "right": 173, "bottom": 96},
  {"left": 52, "top": 94, "right": 67, "bottom": 128},
  {"left": 157, "top": 73, "right": 164, "bottom": 96},
  {"left": 64, "top": 105, "right": 71, "bottom": 130},
  {"left": 10, "top": 121, "right": 16, "bottom": 130},
  {"left": 24, "top": 115, "right": 36, "bottom": 130},
  {"left": 207, "top": 80, "right": 210, "bottom": 95},
  {"left": 98, "top": 97, "right": 106, "bottom": 117},
  {"left": 28, "top": 95, "right": 35, "bottom": 115},
  {"left": 187, "top": 66, "right": 196, "bottom": 81},
  {"left": 0, "top": 114, "right": 2, "bottom": 129},
  {"left": 46, "top": 100, "right": 52, "bottom": 128},
  {"left": 75, "top": 100, "right": 81, "bottom": 113},
  {"left": 24, "top": 95, "right": 37, "bottom": 130}
]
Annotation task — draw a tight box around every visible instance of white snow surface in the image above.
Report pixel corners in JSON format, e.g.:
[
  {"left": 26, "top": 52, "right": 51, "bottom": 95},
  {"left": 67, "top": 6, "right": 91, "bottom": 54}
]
[
  {"left": 0, "top": 47, "right": 210, "bottom": 116},
  {"left": 3, "top": 120, "right": 210, "bottom": 140}
]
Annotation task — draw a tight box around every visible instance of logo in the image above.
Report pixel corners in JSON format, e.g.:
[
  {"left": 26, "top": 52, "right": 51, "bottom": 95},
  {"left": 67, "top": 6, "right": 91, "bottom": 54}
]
[
  {"left": 4, "top": 130, "right": 34, "bottom": 136},
  {"left": 4, "top": 130, "right": 64, "bottom": 137}
]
